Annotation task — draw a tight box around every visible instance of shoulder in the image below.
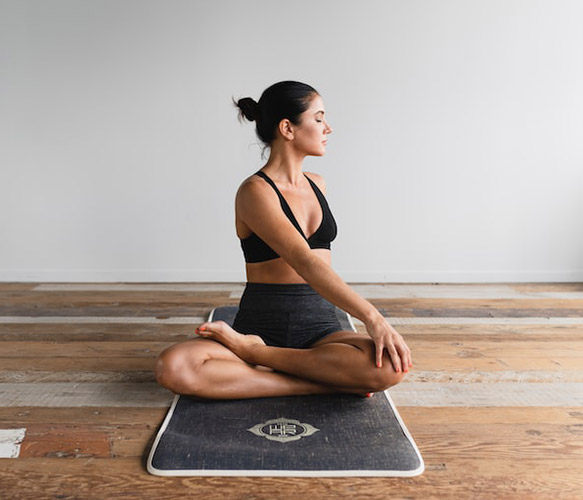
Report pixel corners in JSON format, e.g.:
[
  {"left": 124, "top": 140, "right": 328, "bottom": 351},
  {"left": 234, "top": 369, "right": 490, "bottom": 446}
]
[
  {"left": 303, "top": 171, "right": 327, "bottom": 194},
  {"left": 236, "top": 173, "right": 276, "bottom": 210}
]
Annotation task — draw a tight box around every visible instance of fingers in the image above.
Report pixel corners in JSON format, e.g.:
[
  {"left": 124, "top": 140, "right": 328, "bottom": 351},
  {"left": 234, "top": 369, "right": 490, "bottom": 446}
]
[
  {"left": 395, "top": 338, "right": 413, "bottom": 373},
  {"left": 386, "top": 342, "right": 402, "bottom": 373},
  {"left": 389, "top": 327, "right": 412, "bottom": 373},
  {"left": 378, "top": 338, "right": 413, "bottom": 374},
  {"left": 375, "top": 341, "right": 384, "bottom": 368},
  {"left": 396, "top": 344, "right": 409, "bottom": 373},
  {"left": 401, "top": 336, "right": 413, "bottom": 369},
  {"left": 376, "top": 339, "right": 403, "bottom": 373},
  {"left": 369, "top": 318, "right": 413, "bottom": 373}
]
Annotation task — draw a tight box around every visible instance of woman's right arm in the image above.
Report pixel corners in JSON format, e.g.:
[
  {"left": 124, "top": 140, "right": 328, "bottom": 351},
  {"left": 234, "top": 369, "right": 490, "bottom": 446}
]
[{"left": 237, "top": 181, "right": 412, "bottom": 372}]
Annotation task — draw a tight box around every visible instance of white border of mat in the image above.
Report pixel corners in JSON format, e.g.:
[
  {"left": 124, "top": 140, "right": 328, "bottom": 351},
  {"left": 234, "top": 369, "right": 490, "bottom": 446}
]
[
  {"left": 147, "top": 307, "right": 424, "bottom": 477},
  {"left": 147, "top": 390, "right": 424, "bottom": 477}
]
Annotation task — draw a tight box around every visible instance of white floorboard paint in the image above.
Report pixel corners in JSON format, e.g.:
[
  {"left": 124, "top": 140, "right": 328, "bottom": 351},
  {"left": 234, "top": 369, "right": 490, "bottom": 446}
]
[
  {"left": 0, "top": 383, "right": 174, "bottom": 407},
  {"left": 390, "top": 382, "right": 583, "bottom": 407},
  {"left": 407, "top": 370, "right": 583, "bottom": 383},
  {"left": 0, "top": 316, "right": 205, "bottom": 324},
  {"left": 385, "top": 317, "right": 583, "bottom": 325},
  {"left": 337, "top": 285, "right": 583, "bottom": 300},
  {"left": 2, "top": 382, "right": 582, "bottom": 408},
  {"left": 354, "top": 317, "right": 583, "bottom": 326},
  {"left": 0, "top": 428, "right": 26, "bottom": 458}
]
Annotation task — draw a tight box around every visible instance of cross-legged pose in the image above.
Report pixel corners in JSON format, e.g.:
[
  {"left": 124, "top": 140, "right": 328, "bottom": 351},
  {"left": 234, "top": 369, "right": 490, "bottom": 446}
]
[{"left": 155, "top": 81, "right": 412, "bottom": 399}]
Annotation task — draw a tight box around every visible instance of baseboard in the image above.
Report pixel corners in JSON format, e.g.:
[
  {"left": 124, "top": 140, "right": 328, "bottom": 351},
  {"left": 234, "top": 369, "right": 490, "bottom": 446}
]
[
  {"left": 0, "top": 269, "right": 245, "bottom": 283},
  {"left": 1, "top": 269, "right": 582, "bottom": 283},
  {"left": 336, "top": 270, "right": 583, "bottom": 283}
]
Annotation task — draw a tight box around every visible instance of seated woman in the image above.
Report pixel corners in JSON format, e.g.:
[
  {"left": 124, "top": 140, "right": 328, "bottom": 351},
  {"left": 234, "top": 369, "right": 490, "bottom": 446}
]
[{"left": 155, "top": 81, "right": 412, "bottom": 399}]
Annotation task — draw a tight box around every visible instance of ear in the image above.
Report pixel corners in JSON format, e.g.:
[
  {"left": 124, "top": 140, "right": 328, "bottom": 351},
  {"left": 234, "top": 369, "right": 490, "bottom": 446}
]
[{"left": 278, "top": 118, "right": 295, "bottom": 141}]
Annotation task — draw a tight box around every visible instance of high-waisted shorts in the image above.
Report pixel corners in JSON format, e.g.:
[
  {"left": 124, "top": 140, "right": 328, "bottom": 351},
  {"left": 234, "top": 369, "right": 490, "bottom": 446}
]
[{"left": 232, "top": 283, "right": 343, "bottom": 348}]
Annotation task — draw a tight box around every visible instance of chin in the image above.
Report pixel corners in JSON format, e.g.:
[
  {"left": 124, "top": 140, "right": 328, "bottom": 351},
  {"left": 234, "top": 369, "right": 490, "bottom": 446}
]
[{"left": 304, "top": 143, "right": 327, "bottom": 157}]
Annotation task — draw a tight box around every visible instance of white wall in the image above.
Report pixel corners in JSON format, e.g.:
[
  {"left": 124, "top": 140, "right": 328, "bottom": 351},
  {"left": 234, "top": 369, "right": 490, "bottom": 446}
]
[{"left": 1, "top": 0, "right": 582, "bottom": 283}]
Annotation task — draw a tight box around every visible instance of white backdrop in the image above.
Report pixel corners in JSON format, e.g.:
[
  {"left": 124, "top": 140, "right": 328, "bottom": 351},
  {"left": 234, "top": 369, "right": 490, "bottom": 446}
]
[{"left": 1, "top": 0, "right": 582, "bottom": 282}]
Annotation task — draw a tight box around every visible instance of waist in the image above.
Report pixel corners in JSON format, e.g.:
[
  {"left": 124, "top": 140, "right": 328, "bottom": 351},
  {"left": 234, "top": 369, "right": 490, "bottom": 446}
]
[
  {"left": 238, "top": 282, "right": 334, "bottom": 313},
  {"left": 242, "top": 282, "right": 319, "bottom": 296},
  {"left": 245, "top": 250, "right": 332, "bottom": 283}
]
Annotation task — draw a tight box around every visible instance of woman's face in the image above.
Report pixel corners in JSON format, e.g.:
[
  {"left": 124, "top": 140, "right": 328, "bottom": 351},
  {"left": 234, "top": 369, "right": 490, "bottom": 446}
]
[{"left": 294, "top": 94, "right": 333, "bottom": 156}]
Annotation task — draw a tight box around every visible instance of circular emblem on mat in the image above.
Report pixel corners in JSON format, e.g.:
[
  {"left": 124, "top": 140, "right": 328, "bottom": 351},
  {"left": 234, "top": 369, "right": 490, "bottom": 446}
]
[{"left": 247, "top": 417, "right": 319, "bottom": 443}]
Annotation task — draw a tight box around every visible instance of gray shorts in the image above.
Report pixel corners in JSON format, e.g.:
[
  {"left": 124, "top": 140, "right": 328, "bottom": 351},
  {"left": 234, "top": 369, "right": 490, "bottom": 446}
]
[{"left": 232, "top": 283, "right": 342, "bottom": 348}]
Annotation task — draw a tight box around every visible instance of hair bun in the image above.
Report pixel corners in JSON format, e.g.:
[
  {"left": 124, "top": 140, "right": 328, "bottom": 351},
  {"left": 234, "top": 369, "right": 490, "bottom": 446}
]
[
  {"left": 233, "top": 81, "right": 318, "bottom": 159},
  {"left": 235, "top": 97, "right": 260, "bottom": 122}
]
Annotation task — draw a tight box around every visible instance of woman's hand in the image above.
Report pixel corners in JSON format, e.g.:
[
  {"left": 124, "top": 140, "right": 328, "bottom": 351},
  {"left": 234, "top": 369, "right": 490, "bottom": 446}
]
[{"left": 365, "top": 313, "right": 412, "bottom": 373}]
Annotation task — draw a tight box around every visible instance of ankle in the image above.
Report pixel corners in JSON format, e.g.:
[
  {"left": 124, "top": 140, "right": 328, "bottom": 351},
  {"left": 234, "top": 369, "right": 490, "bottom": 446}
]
[{"left": 242, "top": 342, "right": 264, "bottom": 365}]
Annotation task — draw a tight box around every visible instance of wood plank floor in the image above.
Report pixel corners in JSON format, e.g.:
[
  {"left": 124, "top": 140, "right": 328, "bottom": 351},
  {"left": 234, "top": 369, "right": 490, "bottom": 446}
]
[{"left": 1, "top": 282, "right": 582, "bottom": 499}]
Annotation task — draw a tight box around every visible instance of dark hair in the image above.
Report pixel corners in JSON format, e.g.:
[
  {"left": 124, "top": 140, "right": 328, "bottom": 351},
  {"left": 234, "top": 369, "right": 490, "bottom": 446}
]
[{"left": 232, "top": 81, "right": 319, "bottom": 157}]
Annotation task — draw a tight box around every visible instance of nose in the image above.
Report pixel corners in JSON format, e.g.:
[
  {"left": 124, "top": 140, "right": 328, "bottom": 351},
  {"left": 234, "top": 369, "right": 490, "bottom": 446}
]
[{"left": 325, "top": 121, "right": 332, "bottom": 134}]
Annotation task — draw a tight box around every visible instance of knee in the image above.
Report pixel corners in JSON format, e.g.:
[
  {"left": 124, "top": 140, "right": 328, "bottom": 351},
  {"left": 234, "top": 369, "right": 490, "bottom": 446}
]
[
  {"left": 352, "top": 340, "right": 406, "bottom": 392},
  {"left": 154, "top": 348, "right": 180, "bottom": 391},
  {"left": 363, "top": 353, "right": 406, "bottom": 392},
  {"left": 344, "top": 338, "right": 406, "bottom": 392},
  {"left": 155, "top": 346, "right": 202, "bottom": 394}
]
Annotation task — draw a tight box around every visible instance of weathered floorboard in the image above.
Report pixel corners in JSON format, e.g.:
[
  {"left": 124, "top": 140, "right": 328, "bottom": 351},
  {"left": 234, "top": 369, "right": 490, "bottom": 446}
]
[
  {"left": 0, "top": 282, "right": 581, "bottom": 499},
  {"left": 0, "top": 457, "right": 582, "bottom": 500}
]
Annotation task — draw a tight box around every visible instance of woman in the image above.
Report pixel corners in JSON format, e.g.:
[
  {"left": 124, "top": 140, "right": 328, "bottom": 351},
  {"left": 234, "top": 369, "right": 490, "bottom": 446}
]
[{"left": 155, "top": 81, "right": 412, "bottom": 399}]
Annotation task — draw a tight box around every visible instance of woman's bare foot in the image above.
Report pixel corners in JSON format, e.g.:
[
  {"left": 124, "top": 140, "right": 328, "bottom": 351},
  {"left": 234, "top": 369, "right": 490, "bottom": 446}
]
[{"left": 196, "top": 321, "right": 265, "bottom": 362}]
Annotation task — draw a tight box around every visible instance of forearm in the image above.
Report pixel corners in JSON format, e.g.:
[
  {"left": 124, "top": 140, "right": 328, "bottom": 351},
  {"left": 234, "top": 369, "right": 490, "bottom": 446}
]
[{"left": 293, "top": 253, "right": 383, "bottom": 327}]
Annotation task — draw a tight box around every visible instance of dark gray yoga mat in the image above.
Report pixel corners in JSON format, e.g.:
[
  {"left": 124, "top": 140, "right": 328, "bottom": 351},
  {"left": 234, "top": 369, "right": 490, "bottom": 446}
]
[{"left": 147, "top": 306, "right": 424, "bottom": 477}]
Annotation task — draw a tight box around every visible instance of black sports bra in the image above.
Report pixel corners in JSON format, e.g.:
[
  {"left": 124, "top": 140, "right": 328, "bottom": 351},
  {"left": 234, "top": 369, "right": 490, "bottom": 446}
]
[{"left": 240, "top": 171, "right": 338, "bottom": 263}]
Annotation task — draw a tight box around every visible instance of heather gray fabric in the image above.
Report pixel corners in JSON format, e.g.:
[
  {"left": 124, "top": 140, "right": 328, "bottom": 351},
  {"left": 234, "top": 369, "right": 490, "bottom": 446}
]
[{"left": 232, "top": 283, "right": 345, "bottom": 348}]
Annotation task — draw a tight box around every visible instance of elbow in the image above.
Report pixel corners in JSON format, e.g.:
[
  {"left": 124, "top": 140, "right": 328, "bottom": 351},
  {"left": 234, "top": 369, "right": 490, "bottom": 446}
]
[{"left": 284, "top": 249, "right": 320, "bottom": 280}]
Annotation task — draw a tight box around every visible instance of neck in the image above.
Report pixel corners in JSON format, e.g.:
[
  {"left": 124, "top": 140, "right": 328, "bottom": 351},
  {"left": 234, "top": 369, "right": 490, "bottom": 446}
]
[{"left": 262, "top": 141, "right": 306, "bottom": 187}]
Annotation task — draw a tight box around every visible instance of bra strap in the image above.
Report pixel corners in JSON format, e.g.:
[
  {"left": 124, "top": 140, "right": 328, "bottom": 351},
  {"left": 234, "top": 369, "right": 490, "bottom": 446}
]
[{"left": 255, "top": 171, "right": 307, "bottom": 239}]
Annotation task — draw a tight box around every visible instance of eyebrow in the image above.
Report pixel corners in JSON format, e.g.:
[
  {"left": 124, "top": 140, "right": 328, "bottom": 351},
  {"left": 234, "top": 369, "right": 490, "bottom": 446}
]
[{"left": 314, "top": 110, "right": 325, "bottom": 115}]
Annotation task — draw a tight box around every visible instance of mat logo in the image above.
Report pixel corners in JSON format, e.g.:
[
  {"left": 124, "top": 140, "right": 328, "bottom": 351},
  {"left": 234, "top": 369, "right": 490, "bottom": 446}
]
[{"left": 248, "top": 417, "right": 319, "bottom": 443}]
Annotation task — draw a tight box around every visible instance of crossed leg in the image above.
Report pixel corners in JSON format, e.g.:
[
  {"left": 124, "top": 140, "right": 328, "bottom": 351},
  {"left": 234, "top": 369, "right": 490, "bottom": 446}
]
[
  {"left": 155, "top": 337, "right": 341, "bottom": 399},
  {"left": 155, "top": 321, "right": 405, "bottom": 400}
]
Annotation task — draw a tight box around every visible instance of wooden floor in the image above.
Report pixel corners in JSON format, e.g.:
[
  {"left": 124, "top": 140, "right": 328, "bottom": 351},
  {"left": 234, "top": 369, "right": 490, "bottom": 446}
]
[{"left": 1, "top": 282, "right": 582, "bottom": 499}]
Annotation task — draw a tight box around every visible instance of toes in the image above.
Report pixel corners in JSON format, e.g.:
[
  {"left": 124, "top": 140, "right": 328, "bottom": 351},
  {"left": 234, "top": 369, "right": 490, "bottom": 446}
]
[
  {"left": 208, "top": 320, "right": 229, "bottom": 334},
  {"left": 195, "top": 324, "right": 210, "bottom": 335},
  {"left": 196, "top": 320, "right": 229, "bottom": 336}
]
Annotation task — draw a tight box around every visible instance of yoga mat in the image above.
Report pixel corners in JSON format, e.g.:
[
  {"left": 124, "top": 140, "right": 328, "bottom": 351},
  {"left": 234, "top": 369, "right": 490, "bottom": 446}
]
[{"left": 147, "top": 306, "right": 424, "bottom": 477}]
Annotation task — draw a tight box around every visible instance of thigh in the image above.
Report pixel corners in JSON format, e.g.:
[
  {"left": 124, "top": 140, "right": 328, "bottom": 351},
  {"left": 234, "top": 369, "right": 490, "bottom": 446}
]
[
  {"left": 159, "top": 337, "right": 248, "bottom": 365},
  {"left": 310, "top": 330, "right": 374, "bottom": 351},
  {"left": 309, "top": 331, "right": 379, "bottom": 367}
]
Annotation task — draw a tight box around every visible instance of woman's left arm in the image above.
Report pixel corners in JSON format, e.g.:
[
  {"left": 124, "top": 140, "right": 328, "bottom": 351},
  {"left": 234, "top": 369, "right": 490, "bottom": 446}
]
[
  {"left": 300, "top": 173, "right": 412, "bottom": 372},
  {"left": 291, "top": 252, "right": 412, "bottom": 372}
]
